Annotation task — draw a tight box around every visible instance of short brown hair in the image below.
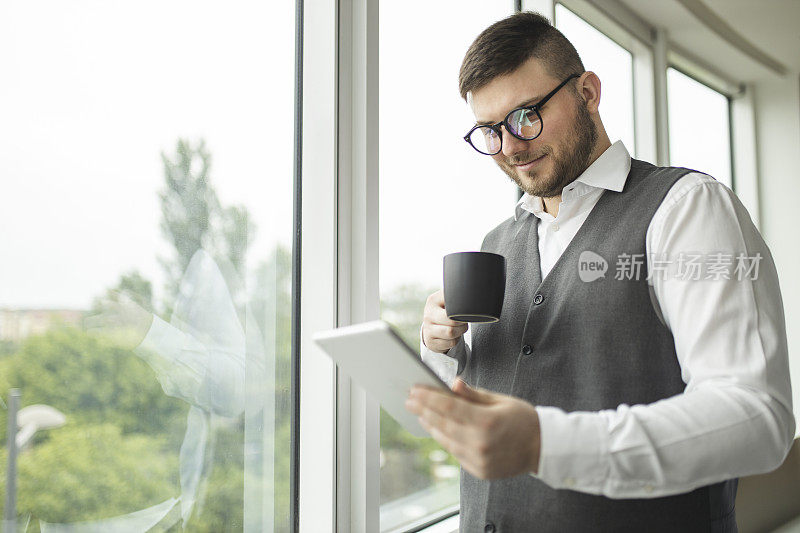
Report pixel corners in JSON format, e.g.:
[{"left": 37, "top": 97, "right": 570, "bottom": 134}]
[{"left": 458, "top": 11, "right": 585, "bottom": 102}]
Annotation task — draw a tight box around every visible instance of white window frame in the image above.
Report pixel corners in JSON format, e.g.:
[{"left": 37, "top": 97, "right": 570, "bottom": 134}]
[
  {"left": 553, "top": 0, "right": 658, "bottom": 164},
  {"left": 666, "top": 51, "right": 760, "bottom": 227},
  {"left": 299, "top": 0, "right": 338, "bottom": 530},
  {"left": 530, "top": 0, "right": 760, "bottom": 225},
  {"left": 300, "top": 0, "right": 381, "bottom": 531},
  {"left": 335, "top": 0, "right": 382, "bottom": 531}
]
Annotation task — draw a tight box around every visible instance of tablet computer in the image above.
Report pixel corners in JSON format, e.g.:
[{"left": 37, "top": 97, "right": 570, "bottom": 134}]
[{"left": 312, "top": 320, "right": 453, "bottom": 437}]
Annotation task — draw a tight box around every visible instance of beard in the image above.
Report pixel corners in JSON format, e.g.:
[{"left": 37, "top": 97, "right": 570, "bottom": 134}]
[{"left": 498, "top": 95, "right": 598, "bottom": 198}]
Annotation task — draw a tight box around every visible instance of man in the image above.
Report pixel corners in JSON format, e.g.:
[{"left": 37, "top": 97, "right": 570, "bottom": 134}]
[{"left": 404, "top": 11, "right": 795, "bottom": 532}]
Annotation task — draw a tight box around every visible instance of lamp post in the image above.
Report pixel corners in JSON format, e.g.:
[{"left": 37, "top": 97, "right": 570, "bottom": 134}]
[{"left": 2, "top": 391, "right": 66, "bottom": 533}]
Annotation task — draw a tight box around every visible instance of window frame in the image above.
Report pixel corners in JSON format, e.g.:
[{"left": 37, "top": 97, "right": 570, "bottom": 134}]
[
  {"left": 300, "top": 0, "right": 382, "bottom": 530},
  {"left": 665, "top": 63, "right": 735, "bottom": 188},
  {"left": 554, "top": 0, "right": 657, "bottom": 163},
  {"left": 530, "top": 0, "right": 760, "bottom": 225},
  {"left": 298, "top": 0, "right": 339, "bottom": 530},
  {"left": 665, "top": 52, "right": 760, "bottom": 226}
]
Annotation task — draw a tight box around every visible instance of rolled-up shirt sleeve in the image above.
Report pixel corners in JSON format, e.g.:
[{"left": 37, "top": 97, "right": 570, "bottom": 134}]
[
  {"left": 529, "top": 173, "right": 795, "bottom": 498},
  {"left": 135, "top": 314, "right": 246, "bottom": 418},
  {"left": 419, "top": 323, "right": 471, "bottom": 388}
]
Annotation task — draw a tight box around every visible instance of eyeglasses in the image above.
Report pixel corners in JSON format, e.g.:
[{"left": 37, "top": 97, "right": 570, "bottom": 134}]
[{"left": 463, "top": 73, "right": 581, "bottom": 155}]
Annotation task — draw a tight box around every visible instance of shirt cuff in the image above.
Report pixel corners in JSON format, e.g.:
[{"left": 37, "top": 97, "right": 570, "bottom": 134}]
[
  {"left": 419, "top": 324, "right": 458, "bottom": 387},
  {"left": 527, "top": 405, "right": 609, "bottom": 491},
  {"left": 136, "top": 313, "right": 183, "bottom": 361}
]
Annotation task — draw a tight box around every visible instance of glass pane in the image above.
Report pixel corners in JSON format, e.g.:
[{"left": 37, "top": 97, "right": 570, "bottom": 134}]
[
  {"left": 379, "top": 2, "right": 516, "bottom": 531},
  {"left": 0, "top": 1, "right": 294, "bottom": 531},
  {"left": 667, "top": 67, "right": 732, "bottom": 188},
  {"left": 555, "top": 4, "right": 636, "bottom": 155}
]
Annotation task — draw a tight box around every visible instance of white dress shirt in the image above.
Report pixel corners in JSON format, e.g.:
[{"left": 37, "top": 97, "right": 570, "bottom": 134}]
[{"left": 420, "top": 141, "right": 795, "bottom": 498}]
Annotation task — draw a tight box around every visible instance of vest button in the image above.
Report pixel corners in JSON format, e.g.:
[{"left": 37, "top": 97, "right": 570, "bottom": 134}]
[
  {"left": 522, "top": 344, "right": 533, "bottom": 355},
  {"left": 484, "top": 522, "right": 496, "bottom": 533},
  {"left": 533, "top": 293, "right": 544, "bottom": 305}
]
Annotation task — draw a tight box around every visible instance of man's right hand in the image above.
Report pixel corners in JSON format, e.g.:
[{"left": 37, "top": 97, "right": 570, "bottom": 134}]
[{"left": 422, "top": 289, "right": 468, "bottom": 354}]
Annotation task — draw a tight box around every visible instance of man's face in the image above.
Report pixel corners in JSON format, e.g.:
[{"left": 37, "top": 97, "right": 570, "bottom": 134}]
[{"left": 469, "top": 57, "right": 597, "bottom": 198}]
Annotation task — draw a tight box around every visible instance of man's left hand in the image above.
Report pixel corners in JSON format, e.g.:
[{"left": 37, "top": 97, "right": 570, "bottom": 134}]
[{"left": 405, "top": 379, "right": 541, "bottom": 479}]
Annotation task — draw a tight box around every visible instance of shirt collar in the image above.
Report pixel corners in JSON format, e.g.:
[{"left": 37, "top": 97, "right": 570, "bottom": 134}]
[{"left": 514, "top": 140, "right": 632, "bottom": 221}]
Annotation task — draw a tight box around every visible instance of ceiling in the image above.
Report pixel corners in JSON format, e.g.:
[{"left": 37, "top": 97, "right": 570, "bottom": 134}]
[{"left": 615, "top": 0, "right": 800, "bottom": 82}]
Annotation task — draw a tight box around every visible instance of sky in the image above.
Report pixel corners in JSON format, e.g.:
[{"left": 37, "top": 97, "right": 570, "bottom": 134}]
[
  {"left": 0, "top": 0, "right": 294, "bottom": 308},
  {"left": 0, "top": 0, "right": 730, "bottom": 310}
]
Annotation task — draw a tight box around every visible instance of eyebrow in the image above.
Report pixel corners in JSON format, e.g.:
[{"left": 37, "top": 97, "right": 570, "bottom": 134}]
[{"left": 475, "top": 94, "right": 542, "bottom": 126}]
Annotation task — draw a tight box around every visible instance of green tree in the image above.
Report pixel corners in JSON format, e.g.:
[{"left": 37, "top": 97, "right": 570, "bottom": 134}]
[
  {"left": 218, "top": 205, "right": 255, "bottom": 280},
  {"left": 183, "top": 425, "right": 244, "bottom": 533},
  {"left": 0, "top": 327, "right": 186, "bottom": 441},
  {"left": 0, "top": 339, "right": 17, "bottom": 358},
  {"left": 379, "top": 283, "right": 460, "bottom": 503},
  {"left": 91, "top": 269, "right": 155, "bottom": 317},
  {"left": 158, "top": 138, "right": 254, "bottom": 313},
  {"left": 380, "top": 282, "right": 438, "bottom": 348},
  {"left": 250, "top": 244, "right": 293, "bottom": 532},
  {"left": 251, "top": 244, "right": 293, "bottom": 427},
  {"left": 0, "top": 424, "right": 178, "bottom": 529},
  {"left": 0, "top": 137, "right": 296, "bottom": 530},
  {"left": 114, "top": 270, "right": 154, "bottom": 309},
  {"left": 158, "top": 139, "right": 218, "bottom": 309}
]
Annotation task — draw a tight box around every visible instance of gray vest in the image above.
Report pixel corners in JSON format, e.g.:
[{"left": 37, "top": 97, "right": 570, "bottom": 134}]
[{"left": 452, "top": 159, "right": 738, "bottom": 532}]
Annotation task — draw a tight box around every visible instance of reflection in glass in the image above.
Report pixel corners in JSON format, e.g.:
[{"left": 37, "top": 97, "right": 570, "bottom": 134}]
[
  {"left": 0, "top": 0, "right": 294, "bottom": 530},
  {"left": 71, "top": 249, "right": 267, "bottom": 531}
]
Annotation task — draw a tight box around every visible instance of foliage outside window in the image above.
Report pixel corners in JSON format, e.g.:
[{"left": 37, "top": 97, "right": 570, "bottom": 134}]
[{"left": 0, "top": 1, "right": 295, "bottom": 530}]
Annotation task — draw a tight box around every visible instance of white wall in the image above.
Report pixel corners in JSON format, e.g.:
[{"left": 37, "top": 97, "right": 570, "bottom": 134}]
[{"left": 754, "top": 73, "right": 800, "bottom": 435}]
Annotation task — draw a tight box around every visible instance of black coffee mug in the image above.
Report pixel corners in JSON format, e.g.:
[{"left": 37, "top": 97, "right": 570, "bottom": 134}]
[{"left": 443, "top": 251, "right": 506, "bottom": 323}]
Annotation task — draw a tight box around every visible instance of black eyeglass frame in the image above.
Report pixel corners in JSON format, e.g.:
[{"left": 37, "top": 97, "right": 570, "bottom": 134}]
[{"left": 463, "top": 73, "right": 581, "bottom": 155}]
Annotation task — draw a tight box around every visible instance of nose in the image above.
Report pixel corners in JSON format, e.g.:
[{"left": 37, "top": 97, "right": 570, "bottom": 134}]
[{"left": 500, "top": 125, "right": 530, "bottom": 157}]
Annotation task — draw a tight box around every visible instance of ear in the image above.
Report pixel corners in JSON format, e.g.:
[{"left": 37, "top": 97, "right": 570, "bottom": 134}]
[{"left": 576, "top": 71, "right": 602, "bottom": 114}]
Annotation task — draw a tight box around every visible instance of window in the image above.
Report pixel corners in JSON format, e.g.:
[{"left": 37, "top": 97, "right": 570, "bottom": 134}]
[
  {"left": 378, "top": 1, "right": 516, "bottom": 530},
  {"left": 667, "top": 67, "right": 733, "bottom": 188},
  {"left": 554, "top": 3, "right": 636, "bottom": 155},
  {"left": 0, "top": 1, "right": 294, "bottom": 530}
]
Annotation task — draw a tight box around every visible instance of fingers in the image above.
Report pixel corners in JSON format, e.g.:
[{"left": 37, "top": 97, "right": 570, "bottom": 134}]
[
  {"left": 417, "top": 409, "right": 467, "bottom": 453},
  {"left": 428, "top": 322, "right": 468, "bottom": 341},
  {"left": 451, "top": 379, "right": 496, "bottom": 405},
  {"left": 422, "top": 326, "right": 459, "bottom": 353},
  {"left": 407, "top": 392, "right": 485, "bottom": 474},
  {"left": 422, "top": 323, "right": 467, "bottom": 353},
  {"left": 418, "top": 415, "right": 486, "bottom": 480},
  {"left": 408, "top": 386, "right": 477, "bottom": 425},
  {"left": 427, "top": 289, "right": 467, "bottom": 326},
  {"left": 417, "top": 415, "right": 469, "bottom": 465},
  {"left": 423, "top": 290, "right": 469, "bottom": 353}
]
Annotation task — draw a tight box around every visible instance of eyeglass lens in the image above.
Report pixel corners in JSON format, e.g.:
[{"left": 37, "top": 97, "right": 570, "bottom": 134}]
[
  {"left": 467, "top": 108, "right": 543, "bottom": 155},
  {"left": 508, "top": 108, "right": 542, "bottom": 139}
]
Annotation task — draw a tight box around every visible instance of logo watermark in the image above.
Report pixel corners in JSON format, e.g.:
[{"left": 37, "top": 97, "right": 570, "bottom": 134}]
[
  {"left": 578, "top": 251, "right": 608, "bottom": 282},
  {"left": 577, "top": 251, "right": 762, "bottom": 282}
]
